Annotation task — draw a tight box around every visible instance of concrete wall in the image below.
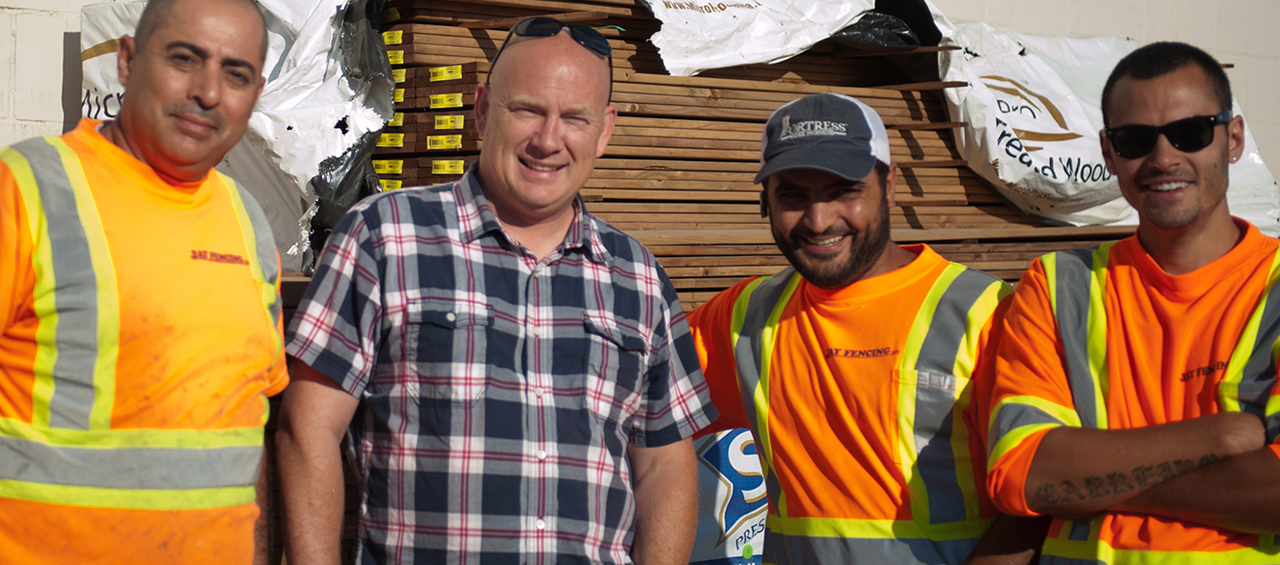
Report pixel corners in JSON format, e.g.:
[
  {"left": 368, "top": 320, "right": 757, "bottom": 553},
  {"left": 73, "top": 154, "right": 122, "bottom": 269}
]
[
  {"left": 0, "top": 0, "right": 103, "bottom": 143},
  {"left": 931, "top": 0, "right": 1280, "bottom": 163},
  {"left": 1, "top": 0, "right": 1276, "bottom": 161}
]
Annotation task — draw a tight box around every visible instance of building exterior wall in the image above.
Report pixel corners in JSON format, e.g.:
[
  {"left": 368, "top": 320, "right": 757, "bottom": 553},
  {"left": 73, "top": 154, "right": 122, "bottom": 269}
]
[{"left": 0, "top": 0, "right": 1275, "bottom": 161}]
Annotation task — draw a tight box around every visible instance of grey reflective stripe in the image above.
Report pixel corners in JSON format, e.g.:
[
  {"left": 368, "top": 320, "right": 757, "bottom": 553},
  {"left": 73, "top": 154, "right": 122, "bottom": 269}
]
[
  {"left": 1041, "top": 557, "right": 1104, "bottom": 565},
  {"left": 0, "top": 436, "right": 263, "bottom": 489},
  {"left": 990, "top": 403, "right": 1069, "bottom": 447},
  {"left": 1241, "top": 272, "right": 1280, "bottom": 431},
  {"left": 763, "top": 527, "right": 980, "bottom": 565},
  {"left": 732, "top": 269, "right": 800, "bottom": 513},
  {"left": 13, "top": 138, "right": 99, "bottom": 430},
  {"left": 1066, "top": 518, "right": 1092, "bottom": 541},
  {"left": 223, "top": 173, "right": 281, "bottom": 323},
  {"left": 1051, "top": 248, "right": 1103, "bottom": 428},
  {"left": 910, "top": 268, "right": 1002, "bottom": 524},
  {"left": 732, "top": 267, "right": 801, "bottom": 440},
  {"left": 911, "top": 268, "right": 996, "bottom": 374}
]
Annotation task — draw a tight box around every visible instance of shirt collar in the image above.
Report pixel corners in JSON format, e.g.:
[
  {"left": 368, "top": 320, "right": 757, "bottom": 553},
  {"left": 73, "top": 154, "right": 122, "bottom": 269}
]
[{"left": 453, "top": 166, "right": 611, "bottom": 265}]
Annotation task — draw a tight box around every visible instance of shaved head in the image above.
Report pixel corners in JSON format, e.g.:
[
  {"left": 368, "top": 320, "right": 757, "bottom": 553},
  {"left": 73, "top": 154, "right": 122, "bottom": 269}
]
[{"left": 134, "top": 0, "right": 268, "bottom": 65}]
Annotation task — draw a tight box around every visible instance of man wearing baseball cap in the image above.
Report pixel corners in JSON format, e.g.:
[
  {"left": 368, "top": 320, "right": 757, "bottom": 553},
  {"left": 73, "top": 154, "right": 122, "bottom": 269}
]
[{"left": 687, "top": 93, "right": 1048, "bottom": 564}]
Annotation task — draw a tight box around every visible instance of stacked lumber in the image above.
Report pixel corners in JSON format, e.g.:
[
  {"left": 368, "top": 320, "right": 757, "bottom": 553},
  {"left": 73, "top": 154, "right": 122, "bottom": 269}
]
[{"left": 372, "top": 0, "right": 1132, "bottom": 310}]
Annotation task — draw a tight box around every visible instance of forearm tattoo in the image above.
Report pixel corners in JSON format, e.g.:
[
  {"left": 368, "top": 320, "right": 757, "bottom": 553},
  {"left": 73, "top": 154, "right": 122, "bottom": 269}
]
[{"left": 1033, "top": 453, "right": 1220, "bottom": 506}]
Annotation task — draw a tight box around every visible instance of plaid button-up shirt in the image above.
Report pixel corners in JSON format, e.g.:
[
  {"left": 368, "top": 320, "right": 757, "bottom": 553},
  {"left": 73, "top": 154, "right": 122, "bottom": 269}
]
[{"left": 286, "top": 169, "right": 716, "bottom": 564}]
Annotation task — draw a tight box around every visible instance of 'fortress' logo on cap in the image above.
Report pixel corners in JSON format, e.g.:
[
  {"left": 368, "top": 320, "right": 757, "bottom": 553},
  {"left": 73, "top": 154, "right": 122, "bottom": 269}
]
[{"left": 779, "top": 115, "right": 848, "bottom": 141}]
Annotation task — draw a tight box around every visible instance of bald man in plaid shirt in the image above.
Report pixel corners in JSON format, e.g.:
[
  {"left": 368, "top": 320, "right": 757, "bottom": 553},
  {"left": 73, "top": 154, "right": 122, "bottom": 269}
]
[{"left": 275, "top": 18, "right": 717, "bottom": 565}]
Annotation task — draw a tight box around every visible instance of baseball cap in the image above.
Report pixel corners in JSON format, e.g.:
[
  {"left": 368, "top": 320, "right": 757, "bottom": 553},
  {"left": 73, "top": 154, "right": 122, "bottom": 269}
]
[{"left": 754, "top": 93, "right": 892, "bottom": 185}]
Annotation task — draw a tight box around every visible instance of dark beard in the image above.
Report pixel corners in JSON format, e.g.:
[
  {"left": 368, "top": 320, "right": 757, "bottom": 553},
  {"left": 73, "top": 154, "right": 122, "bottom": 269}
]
[{"left": 772, "top": 190, "right": 892, "bottom": 290}]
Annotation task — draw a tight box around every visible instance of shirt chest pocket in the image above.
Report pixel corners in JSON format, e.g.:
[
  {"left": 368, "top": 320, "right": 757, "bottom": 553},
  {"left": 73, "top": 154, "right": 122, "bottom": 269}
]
[
  {"left": 890, "top": 369, "right": 969, "bottom": 466},
  {"left": 583, "top": 315, "right": 649, "bottom": 424},
  {"left": 405, "top": 299, "right": 494, "bottom": 404}
]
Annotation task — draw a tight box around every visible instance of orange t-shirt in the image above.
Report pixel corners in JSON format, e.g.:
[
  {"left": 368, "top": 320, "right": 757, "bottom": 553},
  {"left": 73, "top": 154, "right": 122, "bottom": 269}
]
[
  {"left": 0, "top": 119, "right": 288, "bottom": 564},
  {"left": 988, "top": 220, "right": 1280, "bottom": 555},
  {"left": 689, "top": 244, "right": 1004, "bottom": 526}
]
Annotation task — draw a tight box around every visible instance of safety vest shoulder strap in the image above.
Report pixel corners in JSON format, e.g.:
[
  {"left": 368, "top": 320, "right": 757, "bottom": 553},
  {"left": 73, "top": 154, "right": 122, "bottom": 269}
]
[
  {"left": 1040, "top": 243, "right": 1115, "bottom": 429},
  {"left": 217, "top": 171, "right": 284, "bottom": 371},
  {"left": 1219, "top": 249, "right": 1280, "bottom": 443},
  {"left": 0, "top": 137, "right": 262, "bottom": 511}
]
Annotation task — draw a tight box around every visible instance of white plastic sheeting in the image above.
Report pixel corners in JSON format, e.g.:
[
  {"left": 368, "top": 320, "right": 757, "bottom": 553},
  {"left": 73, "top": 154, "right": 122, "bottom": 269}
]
[
  {"left": 647, "top": 0, "right": 876, "bottom": 77},
  {"left": 938, "top": 21, "right": 1280, "bottom": 234}
]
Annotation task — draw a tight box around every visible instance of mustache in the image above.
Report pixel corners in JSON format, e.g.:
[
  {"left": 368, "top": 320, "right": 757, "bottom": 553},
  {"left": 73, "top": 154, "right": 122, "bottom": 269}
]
[
  {"left": 788, "top": 225, "right": 850, "bottom": 240},
  {"left": 1134, "top": 170, "right": 1195, "bottom": 185},
  {"left": 167, "top": 103, "right": 224, "bottom": 128}
]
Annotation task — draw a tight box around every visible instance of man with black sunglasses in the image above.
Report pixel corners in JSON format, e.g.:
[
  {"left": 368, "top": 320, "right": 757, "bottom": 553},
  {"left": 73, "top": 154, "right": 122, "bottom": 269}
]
[
  {"left": 986, "top": 41, "right": 1280, "bottom": 563},
  {"left": 277, "top": 16, "right": 716, "bottom": 565}
]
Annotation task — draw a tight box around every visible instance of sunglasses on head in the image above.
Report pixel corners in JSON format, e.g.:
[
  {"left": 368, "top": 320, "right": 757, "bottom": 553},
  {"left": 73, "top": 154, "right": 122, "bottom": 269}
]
[
  {"left": 489, "top": 17, "right": 611, "bottom": 69},
  {"left": 1104, "top": 110, "right": 1232, "bottom": 159}
]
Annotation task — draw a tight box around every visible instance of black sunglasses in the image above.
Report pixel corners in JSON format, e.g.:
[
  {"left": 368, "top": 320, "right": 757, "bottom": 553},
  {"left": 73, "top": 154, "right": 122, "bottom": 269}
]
[
  {"left": 487, "top": 18, "right": 613, "bottom": 97},
  {"left": 1104, "top": 110, "right": 1232, "bottom": 159}
]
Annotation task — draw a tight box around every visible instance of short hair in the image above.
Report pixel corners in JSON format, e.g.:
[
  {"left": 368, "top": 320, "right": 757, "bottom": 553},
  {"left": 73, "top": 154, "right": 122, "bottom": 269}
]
[
  {"left": 873, "top": 161, "right": 889, "bottom": 192},
  {"left": 1101, "top": 42, "right": 1232, "bottom": 127},
  {"left": 134, "top": 0, "right": 268, "bottom": 65}
]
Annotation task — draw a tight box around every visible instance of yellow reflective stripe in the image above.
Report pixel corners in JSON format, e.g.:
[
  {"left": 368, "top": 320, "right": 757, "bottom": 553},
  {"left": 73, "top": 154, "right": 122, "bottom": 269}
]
[
  {"left": 896, "top": 263, "right": 966, "bottom": 526},
  {"left": 0, "top": 417, "right": 263, "bottom": 449},
  {"left": 1221, "top": 251, "right": 1280, "bottom": 411},
  {"left": 0, "top": 479, "right": 255, "bottom": 510},
  {"left": 754, "top": 273, "right": 802, "bottom": 517},
  {"left": 1086, "top": 243, "right": 1114, "bottom": 429},
  {"left": 768, "top": 514, "right": 993, "bottom": 541},
  {"left": 1268, "top": 392, "right": 1280, "bottom": 425},
  {"left": 1042, "top": 252, "right": 1061, "bottom": 319},
  {"left": 221, "top": 174, "right": 266, "bottom": 285},
  {"left": 898, "top": 264, "right": 965, "bottom": 372},
  {"left": 728, "top": 278, "right": 768, "bottom": 385},
  {"left": 950, "top": 280, "right": 1011, "bottom": 523},
  {"left": 1043, "top": 536, "right": 1280, "bottom": 564},
  {"left": 952, "top": 281, "right": 1012, "bottom": 380},
  {"left": 1, "top": 148, "right": 59, "bottom": 428},
  {"left": 49, "top": 138, "right": 119, "bottom": 431},
  {"left": 987, "top": 395, "right": 1081, "bottom": 468}
]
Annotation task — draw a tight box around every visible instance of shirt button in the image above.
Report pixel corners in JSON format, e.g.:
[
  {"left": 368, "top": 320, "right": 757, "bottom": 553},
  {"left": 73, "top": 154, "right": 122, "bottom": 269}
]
[
  {"left": 445, "top": 312, "right": 456, "bottom": 322},
  {"left": 531, "top": 326, "right": 541, "bottom": 337},
  {"left": 534, "top": 387, "right": 544, "bottom": 398},
  {"left": 537, "top": 450, "right": 547, "bottom": 460},
  {"left": 536, "top": 519, "right": 546, "bottom": 530}
]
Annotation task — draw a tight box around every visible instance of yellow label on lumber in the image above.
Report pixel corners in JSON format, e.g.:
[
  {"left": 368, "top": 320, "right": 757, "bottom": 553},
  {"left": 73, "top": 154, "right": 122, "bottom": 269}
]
[
  {"left": 427, "top": 135, "right": 462, "bottom": 150},
  {"left": 380, "top": 179, "right": 402, "bottom": 191},
  {"left": 393, "top": 89, "right": 404, "bottom": 103},
  {"left": 429, "top": 93, "right": 463, "bottom": 109},
  {"left": 392, "top": 69, "right": 406, "bottom": 83},
  {"left": 388, "top": 51, "right": 403, "bottom": 65},
  {"left": 430, "top": 65, "right": 463, "bottom": 82},
  {"left": 388, "top": 113, "right": 404, "bottom": 127},
  {"left": 433, "top": 160, "right": 465, "bottom": 175},
  {"left": 383, "top": 8, "right": 400, "bottom": 22},
  {"left": 373, "top": 160, "right": 403, "bottom": 174},
  {"left": 383, "top": 31, "right": 402, "bottom": 45},
  {"left": 435, "top": 115, "right": 464, "bottom": 130},
  {"left": 377, "top": 133, "right": 404, "bottom": 148}
]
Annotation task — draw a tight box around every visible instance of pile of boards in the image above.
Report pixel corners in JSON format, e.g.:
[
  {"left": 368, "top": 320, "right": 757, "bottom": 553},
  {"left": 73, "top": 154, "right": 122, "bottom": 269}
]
[{"left": 369, "top": 0, "right": 1131, "bottom": 309}]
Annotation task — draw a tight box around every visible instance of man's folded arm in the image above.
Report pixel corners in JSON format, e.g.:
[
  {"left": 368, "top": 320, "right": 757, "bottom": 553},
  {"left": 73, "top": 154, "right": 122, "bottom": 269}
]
[
  {"left": 1022, "top": 412, "right": 1265, "bottom": 518},
  {"left": 1112, "top": 442, "right": 1280, "bottom": 533}
]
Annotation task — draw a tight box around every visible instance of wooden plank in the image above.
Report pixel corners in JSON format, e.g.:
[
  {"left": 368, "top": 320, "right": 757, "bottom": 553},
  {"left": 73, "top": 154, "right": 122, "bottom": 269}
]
[
  {"left": 628, "top": 226, "right": 1133, "bottom": 246},
  {"left": 615, "top": 69, "right": 949, "bottom": 99},
  {"left": 455, "top": 11, "right": 612, "bottom": 29}
]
